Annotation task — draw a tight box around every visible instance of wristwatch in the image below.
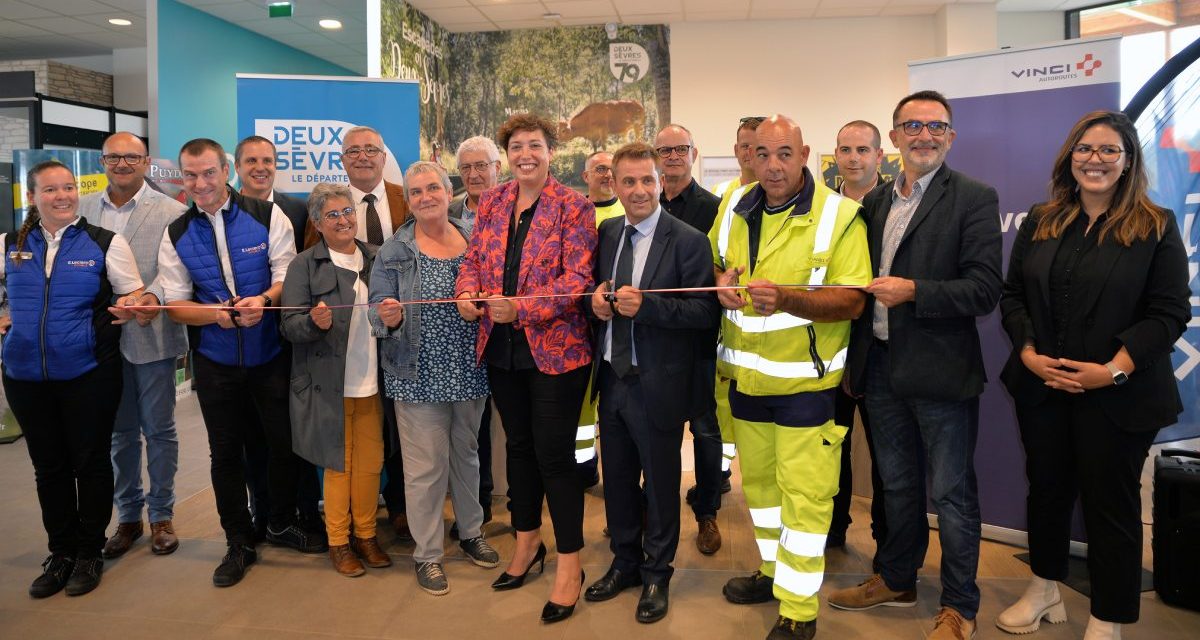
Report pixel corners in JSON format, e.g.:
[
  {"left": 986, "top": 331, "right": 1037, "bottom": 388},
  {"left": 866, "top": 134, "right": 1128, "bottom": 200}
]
[
  {"left": 1105, "top": 362, "right": 1129, "bottom": 386},
  {"left": 260, "top": 294, "right": 274, "bottom": 308}
]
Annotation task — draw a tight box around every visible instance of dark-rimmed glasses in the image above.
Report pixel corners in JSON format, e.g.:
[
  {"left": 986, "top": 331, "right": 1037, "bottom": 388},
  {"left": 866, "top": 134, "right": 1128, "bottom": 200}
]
[{"left": 894, "top": 120, "right": 951, "bottom": 137}]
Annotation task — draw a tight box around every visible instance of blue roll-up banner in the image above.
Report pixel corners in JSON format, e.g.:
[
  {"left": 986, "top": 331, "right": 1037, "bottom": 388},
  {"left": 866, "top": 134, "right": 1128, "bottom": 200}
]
[
  {"left": 1134, "top": 48, "right": 1200, "bottom": 445},
  {"left": 235, "top": 74, "right": 420, "bottom": 197},
  {"left": 908, "top": 36, "right": 1122, "bottom": 537}
]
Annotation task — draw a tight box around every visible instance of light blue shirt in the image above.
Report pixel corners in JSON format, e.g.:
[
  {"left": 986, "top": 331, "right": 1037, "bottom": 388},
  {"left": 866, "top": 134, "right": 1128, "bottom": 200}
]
[
  {"left": 873, "top": 166, "right": 940, "bottom": 340},
  {"left": 603, "top": 206, "right": 662, "bottom": 366}
]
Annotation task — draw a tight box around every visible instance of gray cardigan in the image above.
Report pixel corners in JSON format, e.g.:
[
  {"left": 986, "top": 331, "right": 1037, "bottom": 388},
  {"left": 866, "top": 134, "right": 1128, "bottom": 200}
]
[
  {"left": 280, "top": 238, "right": 394, "bottom": 471},
  {"left": 78, "top": 186, "right": 189, "bottom": 365}
]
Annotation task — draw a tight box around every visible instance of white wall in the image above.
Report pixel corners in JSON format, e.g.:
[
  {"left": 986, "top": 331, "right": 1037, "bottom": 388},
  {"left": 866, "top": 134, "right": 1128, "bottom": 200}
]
[
  {"left": 113, "top": 47, "right": 149, "bottom": 112},
  {"left": 997, "top": 11, "right": 1066, "bottom": 50},
  {"left": 671, "top": 17, "right": 937, "bottom": 174}
]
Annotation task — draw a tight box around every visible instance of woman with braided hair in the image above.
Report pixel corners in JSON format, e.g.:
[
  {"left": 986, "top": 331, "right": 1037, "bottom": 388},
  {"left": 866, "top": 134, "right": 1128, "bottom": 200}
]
[{"left": 0, "top": 160, "right": 146, "bottom": 598}]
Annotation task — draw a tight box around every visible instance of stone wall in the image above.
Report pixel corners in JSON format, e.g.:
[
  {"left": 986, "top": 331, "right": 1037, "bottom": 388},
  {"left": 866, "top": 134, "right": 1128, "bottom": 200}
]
[
  {"left": 47, "top": 61, "right": 113, "bottom": 107},
  {"left": 0, "top": 113, "right": 30, "bottom": 163},
  {"left": 0, "top": 59, "right": 114, "bottom": 106}
]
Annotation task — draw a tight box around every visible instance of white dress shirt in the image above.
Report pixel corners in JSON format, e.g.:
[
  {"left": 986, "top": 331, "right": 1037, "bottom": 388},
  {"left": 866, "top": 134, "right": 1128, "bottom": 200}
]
[
  {"left": 349, "top": 180, "right": 393, "bottom": 243},
  {"left": 97, "top": 181, "right": 148, "bottom": 235},
  {"left": 156, "top": 193, "right": 297, "bottom": 303}
]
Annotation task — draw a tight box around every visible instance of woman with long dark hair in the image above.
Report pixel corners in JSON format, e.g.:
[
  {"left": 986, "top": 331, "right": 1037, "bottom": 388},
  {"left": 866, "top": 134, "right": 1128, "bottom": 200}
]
[
  {"left": 1, "top": 161, "right": 146, "bottom": 598},
  {"left": 455, "top": 113, "right": 597, "bottom": 623},
  {"left": 997, "top": 111, "right": 1190, "bottom": 639}
]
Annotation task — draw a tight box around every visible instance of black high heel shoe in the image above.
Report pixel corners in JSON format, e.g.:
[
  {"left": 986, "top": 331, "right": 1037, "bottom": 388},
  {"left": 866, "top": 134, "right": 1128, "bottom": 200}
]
[
  {"left": 491, "top": 542, "right": 547, "bottom": 590},
  {"left": 541, "top": 570, "right": 585, "bottom": 624}
]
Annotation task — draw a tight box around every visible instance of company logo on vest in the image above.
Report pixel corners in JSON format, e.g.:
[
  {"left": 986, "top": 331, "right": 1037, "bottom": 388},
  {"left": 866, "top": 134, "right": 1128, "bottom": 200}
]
[
  {"left": 66, "top": 259, "right": 97, "bottom": 268},
  {"left": 240, "top": 242, "right": 268, "bottom": 255}
]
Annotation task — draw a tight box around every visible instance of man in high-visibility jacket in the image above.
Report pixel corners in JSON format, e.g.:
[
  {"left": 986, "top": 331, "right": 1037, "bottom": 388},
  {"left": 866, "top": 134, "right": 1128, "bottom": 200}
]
[
  {"left": 711, "top": 115, "right": 871, "bottom": 640},
  {"left": 707, "top": 115, "right": 765, "bottom": 513}
]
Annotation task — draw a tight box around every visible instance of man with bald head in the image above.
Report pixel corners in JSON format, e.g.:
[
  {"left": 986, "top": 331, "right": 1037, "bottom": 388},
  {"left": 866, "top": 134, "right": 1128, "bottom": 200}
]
[
  {"left": 710, "top": 115, "right": 871, "bottom": 639},
  {"left": 79, "top": 132, "right": 188, "bottom": 559},
  {"left": 583, "top": 150, "right": 624, "bottom": 225},
  {"left": 653, "top": 123, "right": 726, "bottom": 555}
]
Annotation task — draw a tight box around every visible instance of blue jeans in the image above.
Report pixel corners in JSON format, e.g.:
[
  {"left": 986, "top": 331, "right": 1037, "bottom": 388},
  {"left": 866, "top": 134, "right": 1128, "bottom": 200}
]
[
  {"left": 864, "top": 342, "right": 981, "bottom": 619},
  {"left": 111, "top": 357, "right": 179, "bottom": 524}
]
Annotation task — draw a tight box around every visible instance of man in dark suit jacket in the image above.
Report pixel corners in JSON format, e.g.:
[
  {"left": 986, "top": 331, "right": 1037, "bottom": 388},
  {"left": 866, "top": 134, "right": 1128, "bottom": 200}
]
[
  {"left": 654, "top": 123, "right": 727, "bottom": 555},
  {"left": 233, "top": 135, "right": 326, "bottom": 544},
  {"left": 583, "top": 142, "right": 719, "bottom": 624},
  {"left": 832, "top": 91, "right": 1002, "bottom": 640}
]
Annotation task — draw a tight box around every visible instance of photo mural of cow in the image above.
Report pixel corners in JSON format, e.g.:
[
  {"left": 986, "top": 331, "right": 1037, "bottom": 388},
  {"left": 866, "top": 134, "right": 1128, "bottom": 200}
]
[{"left": 557, "top": 100, "right": 647, "bottom": 151}]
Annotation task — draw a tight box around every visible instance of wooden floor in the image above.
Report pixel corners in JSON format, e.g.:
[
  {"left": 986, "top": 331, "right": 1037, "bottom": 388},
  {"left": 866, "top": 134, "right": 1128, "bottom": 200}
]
[{"left": 0, "top": 393, "right": 1197, "bottom": 639}]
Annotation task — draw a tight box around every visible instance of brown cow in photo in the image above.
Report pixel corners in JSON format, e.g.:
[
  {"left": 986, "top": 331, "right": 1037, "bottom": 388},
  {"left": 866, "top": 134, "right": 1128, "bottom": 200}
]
[{"left": 557, "top": 100, "right": 646, "bottom": 150}]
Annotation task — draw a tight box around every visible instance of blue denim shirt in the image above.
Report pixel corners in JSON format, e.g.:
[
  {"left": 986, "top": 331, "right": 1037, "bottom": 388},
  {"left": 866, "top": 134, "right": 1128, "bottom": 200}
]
[{"left": 368, "top": 215, "right": 474, "bottom": 379}]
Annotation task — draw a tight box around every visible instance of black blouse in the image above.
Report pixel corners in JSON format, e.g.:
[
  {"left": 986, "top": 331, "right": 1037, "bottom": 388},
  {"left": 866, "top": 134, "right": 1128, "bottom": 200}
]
[
  {"left": 484, "top": 197, "right": 539, "bottom": 370},
  {"left": 1047, "top": 212, "right": 1107, "bottom": 360}
]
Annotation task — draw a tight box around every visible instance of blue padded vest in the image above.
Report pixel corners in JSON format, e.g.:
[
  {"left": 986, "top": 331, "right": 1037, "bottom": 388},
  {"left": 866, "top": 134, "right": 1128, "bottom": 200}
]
[
  {"left": 3, "top": 218, "right": 118, "bottom": 381},
  {"left": 166, "top": 192, "right": 281, "bottom": 367}
]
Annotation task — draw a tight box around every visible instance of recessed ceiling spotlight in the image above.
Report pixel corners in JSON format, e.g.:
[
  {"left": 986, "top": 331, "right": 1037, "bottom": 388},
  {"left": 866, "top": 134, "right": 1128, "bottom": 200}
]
[
  {"left": 318, "top": 19, "right": 343, "bottom": 29},
  {"left": 108, "top": 18, "right": 133, "bottom": 26}
]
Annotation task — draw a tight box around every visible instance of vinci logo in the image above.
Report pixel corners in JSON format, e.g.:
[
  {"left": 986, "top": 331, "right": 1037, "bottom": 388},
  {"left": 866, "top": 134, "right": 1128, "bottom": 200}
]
[
  {"left": 241, "top": 242, "right": 268, "bottom": 255},
  {"left": 66, "top": 259, "right": 96, "bottom": 267},
  {"left": 1010, "top": 53, "right": 1102, "bottom": 80},
  {"left": 1076, "top": 53, "right": 1102, "bottom": 76}
]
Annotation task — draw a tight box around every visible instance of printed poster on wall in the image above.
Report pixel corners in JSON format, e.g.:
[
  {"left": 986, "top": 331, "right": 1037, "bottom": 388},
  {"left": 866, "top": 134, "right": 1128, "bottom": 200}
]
[
  {"left": 908, "top": 35, "right": 1122, "bottom": 536},
  {"left": 381, "top": 0, "right": 670, "bottom": 190},
  {"left": 236, "top": 74, "right": 420, "bottom": 197}
]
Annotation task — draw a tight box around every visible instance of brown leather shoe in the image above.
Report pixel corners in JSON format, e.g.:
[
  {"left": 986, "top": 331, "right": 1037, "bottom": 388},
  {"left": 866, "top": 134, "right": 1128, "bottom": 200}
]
[
  {"left": 351, "top": 536, "right": 393, "bottom": 568},
  {"left": 149, "top": 520, "right": 179, "bottom": 555},
  {"left": 102, "top": 522, "right": 143, "bottom": 559},
  {"left": 827, "top": 574, "right": 917, "bottom": 611},
  {"left": 697, "top": 516, "right": 722, "bottom": 555},
  {"left": 389, "top": 513, "right": 412, "bottom": 541},
  {"left": 329, "top": 544, "right": 365, "bottom": 577},
  {"left": 930, "top": 606, "right": 976, "bottom": 640}
]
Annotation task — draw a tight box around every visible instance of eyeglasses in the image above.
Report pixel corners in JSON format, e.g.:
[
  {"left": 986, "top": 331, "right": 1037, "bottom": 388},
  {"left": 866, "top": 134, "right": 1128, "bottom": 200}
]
[
  {"left": 459, "top": 161, "right": 495, "bottom": 175},
  {"left": 590, "top": 165, "right": 611, "bottom": 175},
  {"left": 655, "top": 145, "right": 692, "bottom": 158},
  {"left": 101, "top": 153, "right": 147, "bottom": 166},
  {"left": 322, "top": 207, "right": 356, "bottom": 222},
  {"left": 343, "top": 146, "right": 383, "bottom": 159},
  {"left": 894, "top": 120, "right": 951, "bottom": 137},
  {"left": 1071, "top": 144, "right": 1124, "bottom": 163}
]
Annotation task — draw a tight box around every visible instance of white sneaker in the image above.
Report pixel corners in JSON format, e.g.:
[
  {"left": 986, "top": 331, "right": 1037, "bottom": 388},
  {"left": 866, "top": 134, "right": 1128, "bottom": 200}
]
[
  {"left": 996, "top": 576, "right": 1068, "bottom": 634},
  {"left": 1083, "top": 616, "right": 1121, "bottom": 640}
]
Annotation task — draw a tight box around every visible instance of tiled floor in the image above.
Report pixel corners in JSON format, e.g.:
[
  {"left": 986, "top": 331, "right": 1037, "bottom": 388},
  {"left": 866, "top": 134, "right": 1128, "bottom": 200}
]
[{"left": 1, "top": 393, "right": 1198, "bottom": 639}]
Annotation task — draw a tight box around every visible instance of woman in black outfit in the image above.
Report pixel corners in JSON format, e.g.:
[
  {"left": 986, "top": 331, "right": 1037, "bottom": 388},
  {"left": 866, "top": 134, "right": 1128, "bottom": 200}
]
[{"left": 996, "top": 111, "right": 1190, "bottom": 640}]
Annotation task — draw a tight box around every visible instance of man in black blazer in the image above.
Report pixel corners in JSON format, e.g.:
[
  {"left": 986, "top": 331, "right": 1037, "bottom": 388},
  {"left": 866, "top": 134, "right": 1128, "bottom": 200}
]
[
  {"left": 233, "top": 135, "right": 326, "bottom": 546},
  {"left": 831, "top": 91, "right": 1002, "bottom": 640},
  {"left": 583, "top": 142, "right": 720, "bottom": 623},
  {"left": 654, "top": 123, "right": 728, "bottom": 555}
]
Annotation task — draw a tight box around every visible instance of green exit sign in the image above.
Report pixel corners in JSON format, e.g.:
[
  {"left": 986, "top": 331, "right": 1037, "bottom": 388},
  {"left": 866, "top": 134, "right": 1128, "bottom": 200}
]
[{"left": 268, "top": 2, "right": 293, "bottom": 18}]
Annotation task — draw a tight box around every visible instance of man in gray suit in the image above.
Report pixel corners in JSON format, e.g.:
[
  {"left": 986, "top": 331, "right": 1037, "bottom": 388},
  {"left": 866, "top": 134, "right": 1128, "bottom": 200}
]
[{"left": 81, "top": 132, "right": 188, "bottom": 559}]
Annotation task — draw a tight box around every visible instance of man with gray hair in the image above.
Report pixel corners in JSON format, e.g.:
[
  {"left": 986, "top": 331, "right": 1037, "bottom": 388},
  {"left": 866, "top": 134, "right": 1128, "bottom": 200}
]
[
  {"left": 449, "top": 135, "right": 501, "bottom": 224},
  {"left": 303, "top": 125, "right": 409, "bottom": 248},
  {"left": 81, "top": 131, "right": 188, "bottom": 560}
]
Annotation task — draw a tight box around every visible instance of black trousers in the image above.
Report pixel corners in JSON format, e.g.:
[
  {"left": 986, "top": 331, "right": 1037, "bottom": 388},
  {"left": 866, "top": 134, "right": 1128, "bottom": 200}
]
[
  {"left": 193, "top": 351, "right": 297, "bottom": 546},
  {"left": 1017, "top": 392, "right": 1156, "bottom": 623},
  {"left": 489, "top": 364, "right": 590, "bottom": 553},
  {"left": 5, "top": 359, "right": 122, "bottom": 558},
  {"left": 380, "top": 399, "right": 406, "bottom": 517},
  {"left": 478, "top": 396, "right": 493, "bottom": 503},
  {"left": 831, "top": 388, "right": 888, "bottom": 562},
  {"left": 598, "top": 363, "right": 684, "bottom": 584}
]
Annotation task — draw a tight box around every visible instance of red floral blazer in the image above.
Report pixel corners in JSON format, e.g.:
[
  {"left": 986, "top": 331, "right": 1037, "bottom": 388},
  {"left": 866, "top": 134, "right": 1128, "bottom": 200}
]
[{"left": 455, "top": 175, "right": 597, "bottom": 375}]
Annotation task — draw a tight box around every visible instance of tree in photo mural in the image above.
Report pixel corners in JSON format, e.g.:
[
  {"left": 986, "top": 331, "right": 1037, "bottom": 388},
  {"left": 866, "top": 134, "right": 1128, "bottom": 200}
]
[{"left": 446, "top": 23, "right": 671, "bottom": 189}]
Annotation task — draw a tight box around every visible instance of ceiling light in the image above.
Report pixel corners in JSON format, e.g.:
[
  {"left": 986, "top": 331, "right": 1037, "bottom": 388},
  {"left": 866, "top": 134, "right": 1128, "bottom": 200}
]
[
  {"left": 108, "top": 18, "right": 132, "bottom": 26},
  {"left": 542, "top": 12, "right": 561, "bottom": 20},
  {"left": 318, "top": 19, "right": 343, "bottom": 30}
]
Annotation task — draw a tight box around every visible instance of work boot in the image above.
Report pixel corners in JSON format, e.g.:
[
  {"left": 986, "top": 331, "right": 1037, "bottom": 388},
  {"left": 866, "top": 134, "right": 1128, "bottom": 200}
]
[{"left": 722, "top": 570, "right": 774, "bottom": 604}]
